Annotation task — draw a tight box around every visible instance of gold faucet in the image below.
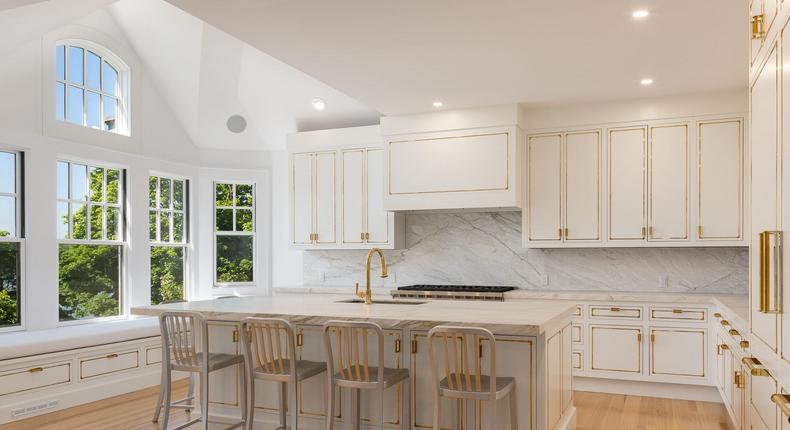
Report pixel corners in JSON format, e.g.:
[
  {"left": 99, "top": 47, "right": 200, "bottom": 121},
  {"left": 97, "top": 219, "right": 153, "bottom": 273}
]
[{"left": 355, "top": 248, "right": 388, "bottom": 305}]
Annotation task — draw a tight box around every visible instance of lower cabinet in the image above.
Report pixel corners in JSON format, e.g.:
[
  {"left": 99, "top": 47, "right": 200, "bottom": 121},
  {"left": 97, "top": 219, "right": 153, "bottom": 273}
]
[
  {"left": 590, "top": 325, "right": 642, "bottom": 373},
  {"left": 649, "top": 328, "right": 705, "bottom": 377},
  {"left": 751, "top": 370, "right": 778, "bottom": 430},
  {"left": 207, "top": 322, "right": 241, "bottom": 408}
]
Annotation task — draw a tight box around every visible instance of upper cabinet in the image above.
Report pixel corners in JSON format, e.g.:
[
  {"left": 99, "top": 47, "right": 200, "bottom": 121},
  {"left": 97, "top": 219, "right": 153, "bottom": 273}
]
[
  {"left": 381, "top": 106, "right": 524, "bottom": 211},
  {"left": 288, "top": 126, "right": 404, "bottom": 250},
  {"left": 525, "top": 117, "right": 745, "bottom": 248}
]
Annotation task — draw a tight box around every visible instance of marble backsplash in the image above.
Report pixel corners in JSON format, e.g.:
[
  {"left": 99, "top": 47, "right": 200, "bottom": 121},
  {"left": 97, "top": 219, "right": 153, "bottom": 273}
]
[{"left": 302, "top": 212, "right": 749, "bottom": 294}]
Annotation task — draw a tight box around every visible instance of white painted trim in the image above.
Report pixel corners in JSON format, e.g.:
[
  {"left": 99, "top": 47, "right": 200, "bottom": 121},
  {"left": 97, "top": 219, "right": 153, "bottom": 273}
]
[{"left": 574, "top": 376, "right": 723, "bottom": 402}]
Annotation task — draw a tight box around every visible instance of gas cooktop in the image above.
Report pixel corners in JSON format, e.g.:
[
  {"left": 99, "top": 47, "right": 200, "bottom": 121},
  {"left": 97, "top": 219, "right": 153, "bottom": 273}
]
[
  {"left": 396, "top": 285, "right": 515, "bottom": 293},
  {"left": 392, "top": 285, "right": 515, "bottom": 301}
]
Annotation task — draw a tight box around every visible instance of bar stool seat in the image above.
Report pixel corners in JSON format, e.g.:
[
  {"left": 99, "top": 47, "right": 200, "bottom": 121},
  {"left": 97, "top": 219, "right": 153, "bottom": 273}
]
[
  {"left": 439, "top": 374, "right": 515, "bottom": 400},
  {"left": 333, "top": 366, "right": 409, "bottom": 389},
  {"left": 252, "top": 358, "right": 326, "bottom": 381},
  {"left": 170, "top": 352, "right": 243, "bottom": 372}
]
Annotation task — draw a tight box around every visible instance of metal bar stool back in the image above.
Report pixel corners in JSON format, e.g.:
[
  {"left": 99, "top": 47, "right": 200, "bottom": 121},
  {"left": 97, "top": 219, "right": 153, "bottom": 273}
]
[
  {"left": 153, "top": 311, "right": 246, "bottom": 430},
  {"left": 240, "top": 317, "right": 325, "bottom": 430},
  {"left": 322, "top": 320, "right": 410, "bottom": 430},
  {"left": 427, "top": 326, "right": 517, "bottom": 430}
]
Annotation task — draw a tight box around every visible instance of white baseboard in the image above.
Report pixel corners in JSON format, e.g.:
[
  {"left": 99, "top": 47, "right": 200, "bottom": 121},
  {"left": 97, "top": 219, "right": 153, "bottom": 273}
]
[{"left": 574, "top": 376, "right": 722, "bottom": 403}]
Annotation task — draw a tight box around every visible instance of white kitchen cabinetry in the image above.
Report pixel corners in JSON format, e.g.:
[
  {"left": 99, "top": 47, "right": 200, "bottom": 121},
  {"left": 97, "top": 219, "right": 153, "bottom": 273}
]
[
  {"left": 648, "top": 124, "right": 689, "bottom": 241},
  {"left": 288, "top": 125, "right": 404, "bottom": 250},
  {"left": 649, "top": 328, "right": 704, "bottom": 377},
  {"left": 383, "top": 126, "right": 524, "bottom": 211},
  {"left": 608, "top": 127, "right": 647, "bottom": 241},
  {"left": 590, "top": 325, "right": 642, "bottom": 373},
  {"left": 698, "top": 119, "right": 744, "bottom": 241},
  {"left": 525, "top": 131, "right": 600, "bottom": 245}
]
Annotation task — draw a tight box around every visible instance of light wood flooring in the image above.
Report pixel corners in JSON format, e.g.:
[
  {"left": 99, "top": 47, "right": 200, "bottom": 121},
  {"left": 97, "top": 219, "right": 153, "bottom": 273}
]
[{"left": 1, "top": 385, "right": 731, "bottom": 430}]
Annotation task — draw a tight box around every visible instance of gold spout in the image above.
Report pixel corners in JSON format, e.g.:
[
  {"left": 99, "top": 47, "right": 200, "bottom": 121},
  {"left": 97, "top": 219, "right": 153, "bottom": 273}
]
[{"left": 356, "top": 248, "right": 387, "bottom": 305}]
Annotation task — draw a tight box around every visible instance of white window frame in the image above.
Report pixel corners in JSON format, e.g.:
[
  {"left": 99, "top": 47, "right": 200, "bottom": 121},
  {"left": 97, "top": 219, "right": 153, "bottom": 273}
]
[
  {"left": 56, "top": 159, "right": 126, "bottom": 326},
  {"left": 0, "top": 149, "right": 24, "bottom": 333},
  {"left": 213, "top": 181, "right": 256, "bottom": 287},
  {"left": 55, "top": 39, "right": 131, "bottom": 136},
  {"left": 149, "top": 174, "right": 190, "bottom": 303}
]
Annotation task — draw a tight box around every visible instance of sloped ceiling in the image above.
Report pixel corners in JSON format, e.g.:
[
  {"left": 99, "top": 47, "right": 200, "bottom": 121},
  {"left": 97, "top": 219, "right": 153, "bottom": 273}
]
[{"left": 163, "top": 0, "right": 748, "bottom": 115}]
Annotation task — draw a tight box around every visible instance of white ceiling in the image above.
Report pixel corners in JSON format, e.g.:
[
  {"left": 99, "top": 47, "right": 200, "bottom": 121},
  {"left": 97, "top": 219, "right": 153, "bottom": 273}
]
[{"left": 162, "top": 0, "right": 748, "bottom": 115}]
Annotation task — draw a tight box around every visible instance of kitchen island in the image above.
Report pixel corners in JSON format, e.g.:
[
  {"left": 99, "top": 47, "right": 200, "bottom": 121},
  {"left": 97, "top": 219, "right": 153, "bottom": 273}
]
[{"left": 132, "top": 295, "right": 576, "bottom": 430}]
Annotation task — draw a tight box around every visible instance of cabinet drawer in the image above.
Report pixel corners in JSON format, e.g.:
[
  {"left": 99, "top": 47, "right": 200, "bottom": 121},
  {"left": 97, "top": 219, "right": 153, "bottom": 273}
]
[
  {"left": 80, "top": 350, "right": 139, "bottom": 379},
  {"left": 650, "top": 307, "right": 706, "bottom": 322},
  {"left": 572, "top": 351, "right": 583, "bottom": 370},
  {"left": 572, "top": 324, "right": 583, "bottom": 343},
  {"left": 751, "top": 369, "right": 778, "bottom": 430},
  {"left": 0, "top": 362, "right": 71, "bottom": 396},
  {"left": 589, "top": 306, "right": 642, "bottom": 319},
  {"left": 145, "top": 346, "right": 162, "bottom": 366}
]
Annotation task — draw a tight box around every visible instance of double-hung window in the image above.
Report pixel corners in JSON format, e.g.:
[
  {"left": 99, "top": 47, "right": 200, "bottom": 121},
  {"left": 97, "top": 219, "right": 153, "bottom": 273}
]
[
  {"left": 57, "top": 161, "right": 124, "bottom": 321},
  {"left": 149, "top": 176, "right": 188, "bottom": 304},
  {"left": 0, "top": 150, "right": 23, "bottom": 329},
  {"left": 214, "top": 182, "right": 255, "bottom": 286}
]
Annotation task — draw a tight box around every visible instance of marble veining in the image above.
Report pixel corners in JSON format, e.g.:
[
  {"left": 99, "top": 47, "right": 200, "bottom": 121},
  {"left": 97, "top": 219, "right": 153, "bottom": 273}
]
[{"left": 303, "top": 212, "right": 748, "bottom": 294}]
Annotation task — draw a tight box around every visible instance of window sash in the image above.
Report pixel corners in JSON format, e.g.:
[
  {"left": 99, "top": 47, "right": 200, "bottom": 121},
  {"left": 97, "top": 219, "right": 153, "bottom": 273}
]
[
  {"left": 57, "top": 161, "right": 124, "bottom": 243},
  {"left": 149, "top": 176, "right": 188, "bottom": 244},
  {"left": 57, "top": 242, "right": 123, "bottom": 323},
  {"left": 0, "top": 150, "right": 22, "bottom": 239},
  {"left": 213, "top": 181, "right": 255, "bottom": 286},
  {"left": 0, "top": 238, "right": 24, "bottom": 331}
]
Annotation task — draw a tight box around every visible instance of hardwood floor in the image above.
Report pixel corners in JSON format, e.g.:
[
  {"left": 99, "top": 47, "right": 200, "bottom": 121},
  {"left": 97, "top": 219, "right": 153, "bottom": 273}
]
[
  {"left": 1, "top": 387, "right": 731, "bottom": 430},
  {"left": 575, "top": 391, "right": 731, "bottom": 430}
]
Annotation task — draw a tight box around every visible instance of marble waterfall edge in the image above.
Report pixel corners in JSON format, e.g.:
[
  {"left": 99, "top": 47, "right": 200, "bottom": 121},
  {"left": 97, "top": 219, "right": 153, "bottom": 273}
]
[{"left": 302, "top": 212, "right": 748, "bottom": 294}]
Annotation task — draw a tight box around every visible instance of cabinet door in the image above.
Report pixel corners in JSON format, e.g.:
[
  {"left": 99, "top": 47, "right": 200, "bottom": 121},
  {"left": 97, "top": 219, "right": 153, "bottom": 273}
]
[
  {"left": 342, "top": 150, "right": 365, "bottom": 245},
  {"left": 527, "top": 134, "right": 562, "bottom": 241},
  {"left": 546, "top": 331, "right": 562, "bottom": 430},
  {"left": 296, "top": 327, "right": 341, "bottom": 421},
  {"left": 751, "top": 45, "right": 779, "bottom": 351},
  {"left": 716, "top": 336, "right": 726, "bottom": 389},
  {"left": 314, "top": 152, "right": 337, "bottom": 245},
  {"left": 734, "top": 362, "right": 745, "bottom": 430},
  {"left": 565, "top": 131, "right": 600, "bottom": 241},
  {"left": 411, "top": 333, "right": 455, "bottom": 430},
  {"left": 359, "top": 331, "right": 403, "bottom": 427},
  {"left": 782, "top": 28, "right": 790, "bottom": 365},
  {"left": 476, "top": 336, "right": 534, "bottom": 430},
  {"left": 723, "top": 345, "right": 733, "bottom": 406},
  {"left": 365, "top": 149, "right": 390, "bottom": 244},
  {"left": 649, "top": 328, "right": 704, "bottom": 377},
  {"left": 698, "top": 120, "right": 743, "bottom": 240},
  {"left": 648, "top": 124, "right": 689, "bottom": 241},
  {"left": 208, "top": 323, "right": 240, "bottom": 407},
  {"left": 561, "top": 324, "right": 573, "bottom": 410},
  {"left": 608, "top": 128, "right": 646, "bottom": 240},
  {"left": 292, "top": 153, "right": 314, "bottom": 245},
  {"left": 590, "top": 325, "right": 642, "bottom": 373}
]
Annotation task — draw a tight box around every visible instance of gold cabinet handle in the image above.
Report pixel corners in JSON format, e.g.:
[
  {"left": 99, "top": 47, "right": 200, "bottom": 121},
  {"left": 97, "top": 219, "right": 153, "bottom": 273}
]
[
  {"left": 759, "top": 231, "right": 783, "bottom": 314},
  {"left": 558, "top": 228, "right": 563, "bottom": 239},
  {"left": 713, "top": 312, "right": 722, "bottom": 318},
  {"left": 720, "top": 320, "right": 730, "bottom": 327},
  {"left": 361, "top": 232, "right": 365, "bottom": 241},
  {"left": 232, "top": 329, "right": 240, "bottom": 343},
  {"left": 296, "top": 333, "right": 303, "bottom": 347},
  {"left": 729, "top": 329, "right": 740, "bottom": 337},
  {"left": 771, "top": 394, "right": 790, "bottom": 422},
  {"left": 564, "top": 228, "right": 569, "bottom": 238},
  {"left": 106, "top": 353, "right": 119, "bottom": 359},
  {"left": 365, "top": 232, "right": 370, "bottom": 240},
  {"left": 752, "top": 14, "right": 765, "bottom": 40},
  {"left": 636, "top": 332, "right": 642, "bottom": 343},
  {"left": 410, "top": 339, "right": 418, "bottom": 354},
  {"left": 698, "top": 225, "right": 703, "bottom": 238},
  {"left": 735, "top": 371, "right": 745, "bottom": 388},
  {"left": 742, "top": 356, "right": 770, "bottom": 376},
  {"left": 641, "top": 226, "right": 647, "bottom": 239},
  {"left": 395, "top": 338, "right": 401, "bottom": 353},
  {"left": 28, "top": 367, "right": 44, "bottom": 373},
  {"left": 650, "top": 333, "right": 655, "bottom": 343},
  {"left": 672, "top": 309, "right": 684, "bottom": 314},
  {"left": 717, "top": 344, "right": 730, "bottom": 355},
  {"left": 740, "top": 340, "right": 750, "bottom": 349},
  {"left": 610, "top": 307, "right": 621, "bottom": 312},
  {"left": 649, "top": 226, "right": 655, "bottom": 239}
]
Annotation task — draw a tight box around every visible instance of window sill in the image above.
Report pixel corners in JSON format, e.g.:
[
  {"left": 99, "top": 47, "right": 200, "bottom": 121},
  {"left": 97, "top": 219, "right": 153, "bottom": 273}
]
[{"left": 0, "top": 317, "right": 159, "bottom": 361}]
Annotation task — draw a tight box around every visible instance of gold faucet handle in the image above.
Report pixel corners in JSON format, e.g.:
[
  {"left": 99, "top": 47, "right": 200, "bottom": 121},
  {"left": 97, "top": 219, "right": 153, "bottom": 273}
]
[{"left": 355, "top": 282, "right": 365, "bottom": 299}]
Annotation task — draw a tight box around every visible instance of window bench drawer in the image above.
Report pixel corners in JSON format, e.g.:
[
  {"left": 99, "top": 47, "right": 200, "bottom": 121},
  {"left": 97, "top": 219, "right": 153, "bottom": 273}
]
[
  {"left": 589, "top": 306, "right": 642, "bottom": 319},
  {"left": 0, "top": 362, "right": 71, "bottom": 396},
  {"left": 650, "top": 307, "right": 706, "bottom": 322},
  {"left": 145, "top": 346, "right": 162, "bottom": 366},
  {"left": 80, "top": 350, "right": 139, "bottom": 380}
]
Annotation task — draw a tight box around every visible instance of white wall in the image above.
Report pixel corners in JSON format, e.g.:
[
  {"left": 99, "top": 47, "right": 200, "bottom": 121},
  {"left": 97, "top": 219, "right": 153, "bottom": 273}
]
[{"left": 0, "top": 9, "right": 272, "bottom": 332}]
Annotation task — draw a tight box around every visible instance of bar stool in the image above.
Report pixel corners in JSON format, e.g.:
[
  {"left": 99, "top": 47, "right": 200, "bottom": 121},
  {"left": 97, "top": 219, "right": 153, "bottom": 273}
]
[
  {"left": 153, "top": 311, "right": 247, "bottom": 430},
  {"left": 240, "top": 317, "right": 326, "bottom": 430},
  {"left": 427, "top": 326, "right": 517, "bottom": 430},
  {"left": 322, "top": 320, "right": 411, "bottom": 430}
]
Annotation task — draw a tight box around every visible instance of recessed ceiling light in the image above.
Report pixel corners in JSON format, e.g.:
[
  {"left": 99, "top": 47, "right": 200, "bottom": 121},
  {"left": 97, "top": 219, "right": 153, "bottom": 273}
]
[
  {"left": 640, "top": 78, "right": 654, "bottom": 85},
  {"left": 432, "top": 101, "right": 443, "bottom": 107},
  {"left": 632, "top": 10, "right": 649, "bottom": 19},
  {"left": 312, "top": 98, "right": 326, "bottom": 111}
]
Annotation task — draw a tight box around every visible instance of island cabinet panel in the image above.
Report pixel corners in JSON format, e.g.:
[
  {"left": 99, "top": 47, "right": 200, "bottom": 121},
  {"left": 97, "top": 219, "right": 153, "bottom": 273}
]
[
  {"left": 207, "top": 323, "right": 241, "bottom": 408},
  {"left": 546, "top": 331, "right": 562, "bottom": 430},
  {"left": 648, "top": 124, "right": 689, "bottom": 241},
  {"left": 590, "top": 325, "right": 642, "bottom": 373},
  {"left": 358, "top": 329, "right": 404, "bottom": 427},
  {"left": 410, "top": 332, "right": 457, "bottom": 430},
  {"left": 527, "top": 134, "right": 562, "bottom": 241},
  {"left": 649, "top": 328, "right": 704, "bottom": 377},
  {"left": 697, "top": 119, "right": 743, "bottom": 241},
  {"left": 561, "top": 325, "right": 573, "bottom": 411},
  {"left": 750, "top": 43, "right": 780, "bottom": 353},
  {"left": 607, "top": 127, "right": 647, "bottom": 241}
]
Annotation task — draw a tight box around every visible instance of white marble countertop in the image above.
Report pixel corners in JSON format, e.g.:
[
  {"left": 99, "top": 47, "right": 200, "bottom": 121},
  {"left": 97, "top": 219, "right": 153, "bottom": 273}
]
[{"left": 131, "top": 294, "right": 575, "bottom": 336}]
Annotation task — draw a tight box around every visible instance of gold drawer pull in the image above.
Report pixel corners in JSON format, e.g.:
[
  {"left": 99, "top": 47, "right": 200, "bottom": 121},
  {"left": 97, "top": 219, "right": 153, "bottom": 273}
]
[
  {"left": 720, "top": 320, "right": 730, "bottom": 326},
  {"left": 713, "top": 312, "right": 722, "bottom": 318},
  {"left": 752, "top": 14, "right": 765, "bottom": 40},
  {"left": 296, "top": 333, "right": 303, "bottom": 347},
  {"left": 771, "top": 394, "right": 790, "bottom": 421},
  {"left": 610, "top": 307, "right": 621, "bottom": 312},
  {"left": 641, "top": 226, "right": 646, "bottom": 239},
  {"left": 717, "top": 344, "right": 729, "bottom": 355},
  {"left": 232, "top": 329, "right": 240, "bottom": 343},
  {"left": 740, "top": 340, "right": 750, "bottom": 349},
  {"left": 105, "top": 353, "right": 119, "bottom": 359},
  {"left": 395, "top": 338, "right": 401, "bottom": 353},
  {"left": 728, "top": 329, "right": 740, "bottom": 337},
  {"left": 742, "top": 356, "right": 770, "bottom": 376},
  {"left": 672, "top": 309, "right": 684, "bottom": 314},
  {"left": 28, "top": 367, "right": 44, "bottom": 373},
  {"left": 735, "top": 371, "right": 745, "bottom": 389}
]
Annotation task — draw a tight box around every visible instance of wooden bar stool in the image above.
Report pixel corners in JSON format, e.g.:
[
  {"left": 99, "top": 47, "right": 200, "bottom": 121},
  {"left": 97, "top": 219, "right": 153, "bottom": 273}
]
[
  {"left": 427, "top": 326, "right": 517, "bottom": 430},
  {"left": 322, "top": 320, "right": 411, "bottom": 430},
  {"left": 153, "top": 311, "right": 247, "bottom": 430},
  {"left": 240, "top": 317, "right": 326, "bottom": 430}
]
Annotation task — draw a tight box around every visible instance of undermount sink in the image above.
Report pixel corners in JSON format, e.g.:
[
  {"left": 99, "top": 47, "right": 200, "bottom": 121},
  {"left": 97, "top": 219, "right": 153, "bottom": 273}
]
[{"left": 334, "top": 299, "right": 427, "bottom": 305}]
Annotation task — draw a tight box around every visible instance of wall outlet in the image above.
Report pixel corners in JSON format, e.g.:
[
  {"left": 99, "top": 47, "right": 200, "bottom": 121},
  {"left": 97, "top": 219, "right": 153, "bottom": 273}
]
[
  {"left": 659, "top": 275, "right": 668, "bottom": 288},
  {"left": 540, "top": 273, "right": 549, "bottom": 286}
]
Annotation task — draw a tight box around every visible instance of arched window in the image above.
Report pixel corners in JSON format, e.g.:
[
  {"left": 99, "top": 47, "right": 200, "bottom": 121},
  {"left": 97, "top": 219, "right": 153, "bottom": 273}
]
[{"left": 55, "top": 40, "right": 130, "bottom": 135}]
